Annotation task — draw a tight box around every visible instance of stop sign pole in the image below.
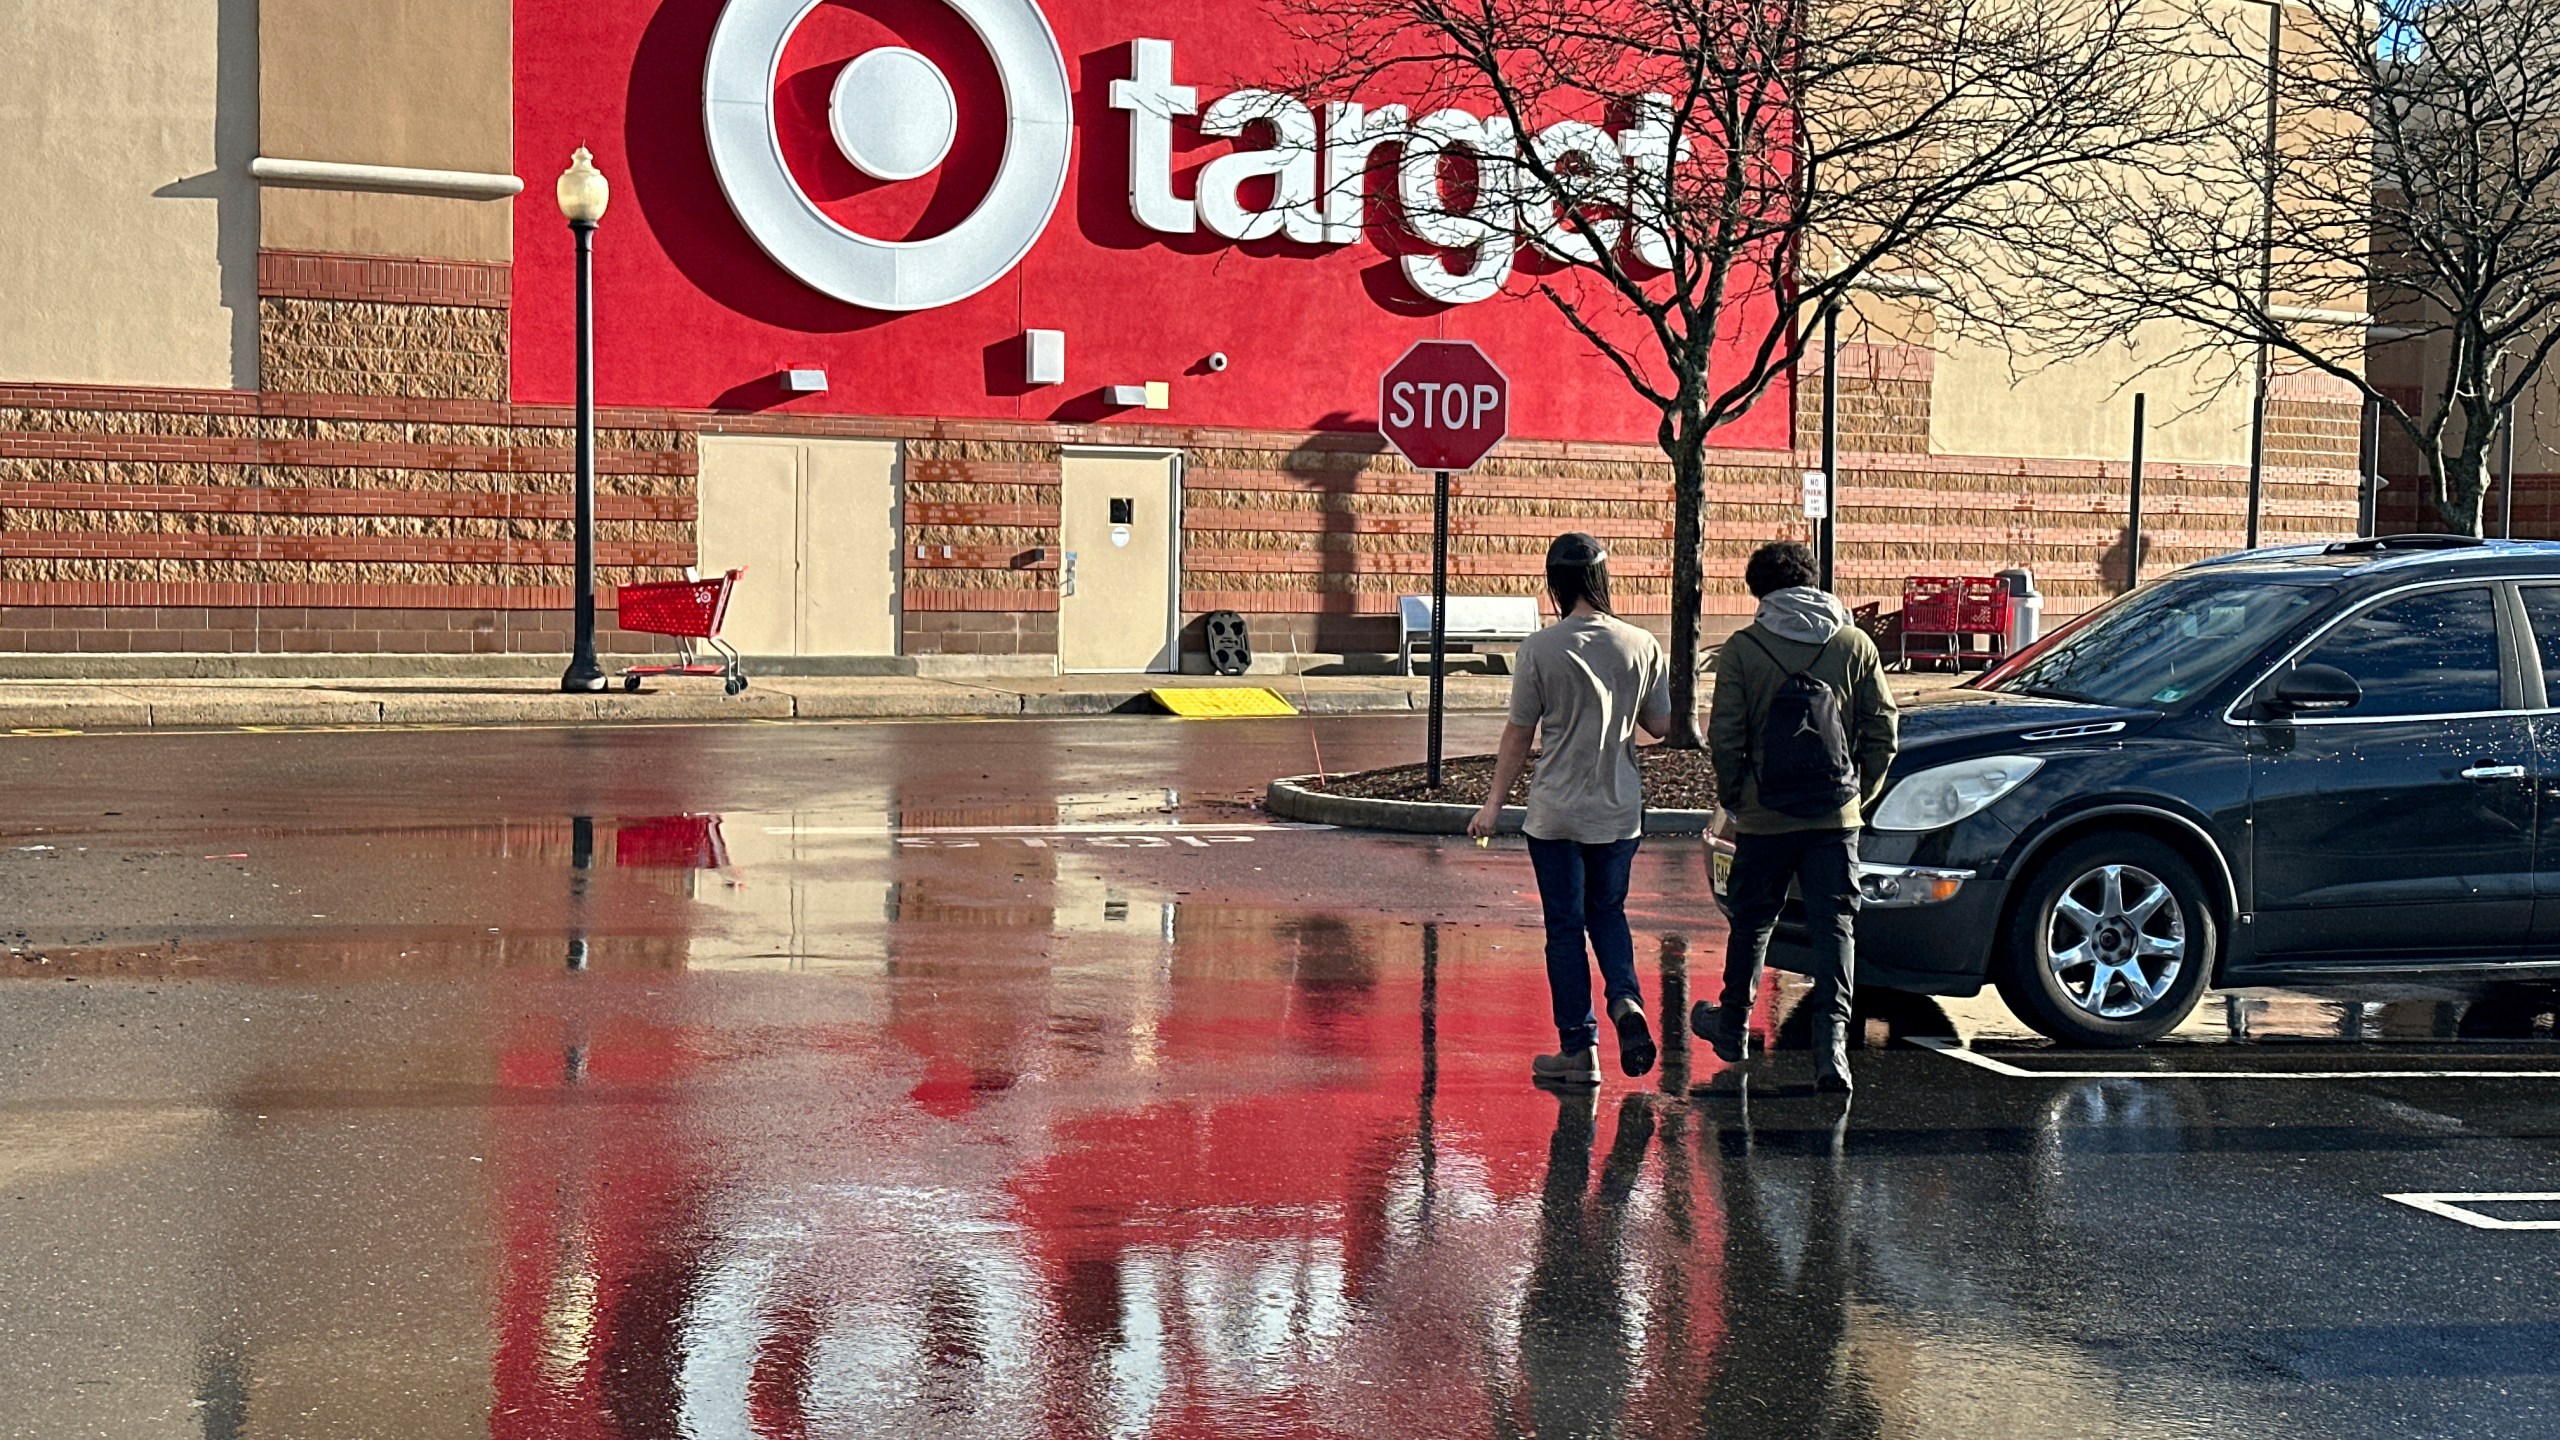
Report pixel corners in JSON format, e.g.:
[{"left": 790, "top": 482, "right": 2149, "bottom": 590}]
[{"left": 1378, "top": 341, "right": 1510, "bottom": 791}]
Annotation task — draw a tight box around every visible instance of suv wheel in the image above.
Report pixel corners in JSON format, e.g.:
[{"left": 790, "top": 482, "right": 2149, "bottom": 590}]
[{"left": 1995, "top": 833, "right": 2216, "bottom": 1048}]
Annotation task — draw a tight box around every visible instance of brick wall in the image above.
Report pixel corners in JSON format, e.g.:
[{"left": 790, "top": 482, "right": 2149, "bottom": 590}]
[
  {"left": 0, "top": 246, "right": 2367, "bottom": 660},
  {"left": 901, "top": 436, "right": 1061, "bottom": 654},
  {"left": 0, "top": 384, "right": 694, "bottom": 653},
  {"left": 0, "top": 380, "right": 2361, "bottom": 658},
  {"left": 1794, "top": 342, "right": 1935, "bottom": 455},
  {"left": 257, "top": 251, "right": 512, "bottom": 403}
]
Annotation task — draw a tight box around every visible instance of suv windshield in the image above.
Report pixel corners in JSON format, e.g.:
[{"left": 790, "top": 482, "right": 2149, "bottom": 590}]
[{"left": 1976, "top": 574, "right": 2327, "bottom": 708}]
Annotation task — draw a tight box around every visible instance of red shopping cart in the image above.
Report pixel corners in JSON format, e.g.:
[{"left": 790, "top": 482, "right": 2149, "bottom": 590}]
[
  {"left": 615, "top": 567, "right": 749, "bottom": 695},
  {"left": 612, "top": 814, "right": 730, "bottom": 870}
]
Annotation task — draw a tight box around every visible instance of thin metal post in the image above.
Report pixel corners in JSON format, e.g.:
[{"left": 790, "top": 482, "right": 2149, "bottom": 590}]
[
  {"left": 1819, "top": 302, "right": 1839, "bottom": 591},
  {"left": 561, "top": 220, "right": 606, "bottom": 693},
  {"left": 2357, "top": 394, "right": 2380, "bottom": 538},
  {"left": 1428, "top": 469, "right": 1450, "bottom": 790},
  {"left": 2127, "top": 393, "right": 2147, "bottom": 591},
  {"left": 2243, "top": 5, "right": 2283, "bottom": 550},
  {"left": 2501, "top": 401, "right": 2517, "bottom": 539}
]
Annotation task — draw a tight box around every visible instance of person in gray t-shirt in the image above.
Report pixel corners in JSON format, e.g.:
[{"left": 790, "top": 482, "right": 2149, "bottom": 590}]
[{"left": 1469, "top": 534, "right": 1673, "bottom": 1086}]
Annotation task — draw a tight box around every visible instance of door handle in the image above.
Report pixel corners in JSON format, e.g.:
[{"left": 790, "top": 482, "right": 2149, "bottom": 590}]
[{"left": 2462, "top": 763, "right": 2528, "bottom": 780}]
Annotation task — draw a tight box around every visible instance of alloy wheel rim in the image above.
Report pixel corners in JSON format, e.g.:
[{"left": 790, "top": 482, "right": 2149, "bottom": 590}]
[{"left": 2042, "top": 863, "right": 2184, "bottom": 1019}]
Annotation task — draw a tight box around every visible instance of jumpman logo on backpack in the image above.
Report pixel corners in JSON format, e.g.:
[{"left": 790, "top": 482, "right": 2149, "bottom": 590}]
[{"left": 1741, "top": 630, "right": 1858, "bottom": 817}]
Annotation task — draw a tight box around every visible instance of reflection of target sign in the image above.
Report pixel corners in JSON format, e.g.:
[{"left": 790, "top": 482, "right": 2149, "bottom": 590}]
[{"left": 702, "top": 0, "right": 1073, "bottom": 311}]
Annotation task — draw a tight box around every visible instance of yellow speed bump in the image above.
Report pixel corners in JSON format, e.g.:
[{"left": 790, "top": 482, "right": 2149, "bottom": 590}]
[{"left": 1149, "top": 686, "right": 1297, "bottom": 718}]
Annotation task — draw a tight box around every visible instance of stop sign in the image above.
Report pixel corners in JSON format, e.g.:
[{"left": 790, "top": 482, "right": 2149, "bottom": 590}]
[{"left": 1378, "top": 340, "right": 1510, "bottom": 473}]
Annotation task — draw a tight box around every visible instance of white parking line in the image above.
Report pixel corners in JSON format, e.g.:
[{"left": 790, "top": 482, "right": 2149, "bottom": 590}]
[
  {"left": 1910, "top": 1035, "right": 2560, "bottom": 1080},
  {"left": 2386, "top": 1193, "right": 2560, "bottom": 1230}
]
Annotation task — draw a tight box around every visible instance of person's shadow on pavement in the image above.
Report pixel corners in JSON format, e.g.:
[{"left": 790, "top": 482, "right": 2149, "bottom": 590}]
[
  {"left": 1519, "top": 1087, "right": 1655, "bottom": 1438},
  {"left": 1695, "top": 1091, "right": 1884, "bottom": 1438}
]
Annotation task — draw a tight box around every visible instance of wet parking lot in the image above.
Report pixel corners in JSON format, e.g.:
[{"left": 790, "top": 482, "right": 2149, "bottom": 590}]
[{"left": 5, "top": 715, "right": 2560, "bottom": 1438}]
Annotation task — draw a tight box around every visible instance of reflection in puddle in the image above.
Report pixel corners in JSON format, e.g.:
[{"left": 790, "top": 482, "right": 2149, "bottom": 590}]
[{"left": 8, "top": 794, "right": 2560, "bottom": 1437}]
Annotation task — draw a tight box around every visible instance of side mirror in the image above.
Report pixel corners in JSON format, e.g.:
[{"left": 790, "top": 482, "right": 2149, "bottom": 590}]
[{"left": 2264, "top": 662, "right": 2361, "bottom": 717}]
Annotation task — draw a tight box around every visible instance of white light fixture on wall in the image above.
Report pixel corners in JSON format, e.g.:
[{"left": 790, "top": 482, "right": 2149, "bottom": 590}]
[
  {"left": 1104, "top": 383, "right": 1171, "bottom": 410},
  {"left": 1025, "top": 330, "right": 1065, "bottom": 387}
]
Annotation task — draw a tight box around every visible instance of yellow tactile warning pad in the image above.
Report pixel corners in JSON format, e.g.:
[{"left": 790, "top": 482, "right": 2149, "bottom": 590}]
[{"left": 1147, "top": 687, "right": 1298, "bottom": 718}]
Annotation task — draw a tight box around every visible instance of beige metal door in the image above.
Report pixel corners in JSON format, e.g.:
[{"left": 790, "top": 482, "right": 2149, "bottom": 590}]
[
  {"left": 799, "top": 440, "right": 899, "bottom": 655},
  {"left": 1058, "top": 450, "right": 1180, "bottom": 672},
  {"left": 696, "top": 436, "right": 899, "bottom": 655},
  {"left": 696, "top": 437, "right": 798, "bottom": 656}
]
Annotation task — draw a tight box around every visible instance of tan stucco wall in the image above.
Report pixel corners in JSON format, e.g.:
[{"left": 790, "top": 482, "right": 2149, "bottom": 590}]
[
  {"left": 1931, "top": 323, "right": 2255, "bottom": 465},
  {"left": 0, "top": 0, "right": 258, "bottom": 389},
  {"left": 258, "top": 0, "right": 514, "bottom": 262}
]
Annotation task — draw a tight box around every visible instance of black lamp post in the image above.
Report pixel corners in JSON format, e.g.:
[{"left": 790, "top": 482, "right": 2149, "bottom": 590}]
[{"left": 557, "top": 148, "right": 610, "bottom": 693}]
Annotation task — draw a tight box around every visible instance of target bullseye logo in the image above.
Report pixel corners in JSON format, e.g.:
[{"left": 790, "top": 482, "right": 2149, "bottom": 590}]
[
  {"left": 829, "top": 47, "right": 958, "bottom": 182},
  {"left": 704, "top": 0, "right": 1072, "bottom": 312}
]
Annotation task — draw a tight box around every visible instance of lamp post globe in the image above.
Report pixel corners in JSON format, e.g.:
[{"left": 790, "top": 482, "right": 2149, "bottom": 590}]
[{"left": 558, "top": 148, "right": 610, "bottom": 694}]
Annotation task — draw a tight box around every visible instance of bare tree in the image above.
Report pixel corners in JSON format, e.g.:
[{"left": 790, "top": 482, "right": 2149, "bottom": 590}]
[
  {"left": 2044, "top": 0, "right": 2560, "bottom": 537},
  {"left": 1262, "top": 0, "right": 2195, "bottom": 744}
]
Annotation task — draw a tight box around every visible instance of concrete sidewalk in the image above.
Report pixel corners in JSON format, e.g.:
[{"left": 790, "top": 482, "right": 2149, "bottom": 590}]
[
  {"left": 0, "top": 671, "right": 1527, "bottom": 732},
  {"left": 0, "top": 661, "right": 1960, "bottom": 733}
]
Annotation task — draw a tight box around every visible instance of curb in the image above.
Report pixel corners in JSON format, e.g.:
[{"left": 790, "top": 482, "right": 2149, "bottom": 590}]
[
  {"left": 0, "top": 681, "right": 1514, "bottom": 731},
  {"left": 1264, "top": 774, "right": 1717, "bottom": 835}
]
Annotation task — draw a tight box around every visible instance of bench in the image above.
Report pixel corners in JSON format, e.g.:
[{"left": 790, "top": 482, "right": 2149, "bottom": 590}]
[{"left": 1399, "top": 595, "right": 1542, "bottom": 675}]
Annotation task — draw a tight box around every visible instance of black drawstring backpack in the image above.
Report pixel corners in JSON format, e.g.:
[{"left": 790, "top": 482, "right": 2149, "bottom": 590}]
[{"left": 1739, "top": 630, "right": 1858, "bottom": 816}]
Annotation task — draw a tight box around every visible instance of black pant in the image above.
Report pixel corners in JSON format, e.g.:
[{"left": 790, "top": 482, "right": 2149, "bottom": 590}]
[{"left": 1719, "top": 828, "right": 1858, "bottom": 1035}]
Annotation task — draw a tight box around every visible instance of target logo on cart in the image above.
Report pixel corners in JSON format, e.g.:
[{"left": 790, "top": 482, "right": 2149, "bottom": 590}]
[{"left": 702, "top": 0, "right": 1073, "bottom": 312}]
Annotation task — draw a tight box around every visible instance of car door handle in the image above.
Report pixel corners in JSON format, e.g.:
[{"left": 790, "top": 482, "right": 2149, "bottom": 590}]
[{"left": 2462, "top": 763, "right": 2529, "bottom": 780}]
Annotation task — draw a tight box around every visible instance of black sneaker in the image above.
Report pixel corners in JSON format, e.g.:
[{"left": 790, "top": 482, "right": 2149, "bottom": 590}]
[
  {"left": 1688, "top": 1002, "right": 1749, "bottom": 1064},
  {"left": 1610, "top": 1002, "right": 1657, "bottom": 1078}
]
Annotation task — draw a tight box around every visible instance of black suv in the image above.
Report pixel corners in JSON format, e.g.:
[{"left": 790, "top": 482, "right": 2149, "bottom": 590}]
[{"left": 1755, "top": 535, "right": 2560, "bottom": 1046}]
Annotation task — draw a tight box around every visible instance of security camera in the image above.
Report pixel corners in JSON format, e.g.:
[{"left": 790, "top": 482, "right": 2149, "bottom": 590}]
[{"left": 1205, "top": 351, "right": 1229, "bottom": 373}]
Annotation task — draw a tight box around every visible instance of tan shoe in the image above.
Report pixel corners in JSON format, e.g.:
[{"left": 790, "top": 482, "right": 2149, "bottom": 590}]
[{"left": 1532, "top": 1048, "right": 1602, "bottom": 1086}]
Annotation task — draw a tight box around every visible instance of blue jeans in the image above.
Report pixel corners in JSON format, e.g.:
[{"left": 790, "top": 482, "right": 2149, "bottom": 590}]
[{"left": 1527, "top": 836, "right": 1644, "bottom": 1052}]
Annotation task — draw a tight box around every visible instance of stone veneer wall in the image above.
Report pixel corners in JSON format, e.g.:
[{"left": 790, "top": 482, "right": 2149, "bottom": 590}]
[
  {"left": 1794, "top": 342, "right": 1936, "bottom": 455},
  {"left": 0, "top": 249, "right": 2366, "bottom": 658},
  {"left": 256, "top": 251, "right": 512, "bottom": 402},
  {"left": 0, "top": 387, "right": 2363, "bottom": 657},
  {"left": 0, "top": 381, "right": 695, "bottom": 653}
]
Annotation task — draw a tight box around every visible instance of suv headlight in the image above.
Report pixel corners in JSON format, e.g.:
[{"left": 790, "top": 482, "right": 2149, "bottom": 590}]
[{"left": 1870, "top": 755, "right": 2044, "bottom": 832}]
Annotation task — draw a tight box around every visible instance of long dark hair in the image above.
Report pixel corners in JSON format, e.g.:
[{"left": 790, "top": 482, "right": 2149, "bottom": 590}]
[{"left": 1545, "top": 532, "right": 1614, "bottom": 615}]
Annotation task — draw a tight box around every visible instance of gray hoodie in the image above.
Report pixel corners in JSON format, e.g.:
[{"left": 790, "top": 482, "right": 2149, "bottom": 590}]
[{"left": 1755, "top": 585, "right": 1851, "bottom": 645}]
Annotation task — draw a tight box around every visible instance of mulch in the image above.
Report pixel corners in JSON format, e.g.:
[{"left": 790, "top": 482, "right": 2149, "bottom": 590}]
[{"left": 1306, "top": 746, "right": 1720, "bottom": 810}]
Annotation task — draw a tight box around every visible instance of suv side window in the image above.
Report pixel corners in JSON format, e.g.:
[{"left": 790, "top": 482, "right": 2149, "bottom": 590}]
[
  {"left": 2300, "top": 586, "right": 2502, "bottom": 718},
  {"left": 2517, "top": 587, "right": 2560, "bottom": 700}
]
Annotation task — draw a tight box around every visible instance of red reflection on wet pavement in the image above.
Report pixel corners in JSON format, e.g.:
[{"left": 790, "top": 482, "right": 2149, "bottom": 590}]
[{"left": 483, "top": 917, "right": 1745, "bottom": 1439}]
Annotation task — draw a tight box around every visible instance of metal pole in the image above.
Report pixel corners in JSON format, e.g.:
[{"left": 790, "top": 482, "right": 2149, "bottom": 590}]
[
  {"left": 1819, "top": 302, "right": 1839, "bottom": 591},
  {"left": 2243, "top": 5, "right": 2283, "bottom": 550},
  {"left": 2357, "top": 394, "right": 2379, "bottom": 538},
  {"left": 1428, "top": 468, "right": 1450, "bottom": 790},
  {"left": 2128, "top": 393, "right": 2147, "bottom": 592},
  {"left": 561, "top": 219, "right": 607, "bottom": 693},
  {"left": 2502, "top": 400, "right": 2517, "bottom": 539}
]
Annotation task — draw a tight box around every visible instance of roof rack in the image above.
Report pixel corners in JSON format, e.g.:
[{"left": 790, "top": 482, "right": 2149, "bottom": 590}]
[{"left": 2321, "top": 534, "right": 2484, "bottom": 555}]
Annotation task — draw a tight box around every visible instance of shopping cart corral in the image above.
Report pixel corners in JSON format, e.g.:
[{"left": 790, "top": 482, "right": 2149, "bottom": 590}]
[
  {"left": 616, "top": 568, "right": 749, "bottom": 694},
  {"left": 1897, "top": 575, "right": 2011, "bottom": 671}
]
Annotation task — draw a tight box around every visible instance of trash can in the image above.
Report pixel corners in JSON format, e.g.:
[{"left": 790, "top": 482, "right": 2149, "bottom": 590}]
[{"left": 1995, "top": 568, "right": 2042, "bottom": 652}]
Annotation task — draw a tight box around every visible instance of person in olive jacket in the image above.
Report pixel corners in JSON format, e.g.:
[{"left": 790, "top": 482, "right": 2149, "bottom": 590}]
[{"left": 1691, "top": 541, "right": 1898, "bottom": 1092}]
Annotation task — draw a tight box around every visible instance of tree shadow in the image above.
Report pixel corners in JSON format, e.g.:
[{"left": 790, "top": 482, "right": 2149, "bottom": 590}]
[{"left": 624, "top": 0, "right": 897, "bottom": 336}]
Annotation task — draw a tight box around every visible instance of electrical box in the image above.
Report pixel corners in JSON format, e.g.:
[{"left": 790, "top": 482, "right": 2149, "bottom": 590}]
[{"left": 1025, "top": 329, "right": 1065, "bottom": 387}]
